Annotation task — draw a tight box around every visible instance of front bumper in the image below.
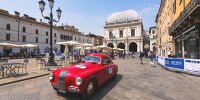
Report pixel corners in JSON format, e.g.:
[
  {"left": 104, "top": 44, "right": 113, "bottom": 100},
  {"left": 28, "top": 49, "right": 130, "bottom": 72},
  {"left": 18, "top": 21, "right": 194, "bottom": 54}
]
[{"left": 51, "top": 83, "right": 81, "bottom": 93}]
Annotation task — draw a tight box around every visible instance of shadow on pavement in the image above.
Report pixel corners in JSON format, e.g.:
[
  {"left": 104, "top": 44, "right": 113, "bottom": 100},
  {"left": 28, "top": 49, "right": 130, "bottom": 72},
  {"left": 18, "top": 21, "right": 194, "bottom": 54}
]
[
  {"left": 90, "top": 74, "right": 123, "bottom": 100},
  {"left": 58, "top": 74, "right": 123, "bottom": 100}
]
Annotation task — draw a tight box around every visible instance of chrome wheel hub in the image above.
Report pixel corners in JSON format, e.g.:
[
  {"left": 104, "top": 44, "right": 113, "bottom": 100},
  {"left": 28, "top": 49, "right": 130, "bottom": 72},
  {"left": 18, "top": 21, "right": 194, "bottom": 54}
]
[{"left": 87, "top": 82, "right": 94, "bottom": 94}]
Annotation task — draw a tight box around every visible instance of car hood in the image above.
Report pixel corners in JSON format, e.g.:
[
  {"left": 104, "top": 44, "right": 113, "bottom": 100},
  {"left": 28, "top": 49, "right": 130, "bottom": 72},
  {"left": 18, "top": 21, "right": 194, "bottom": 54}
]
[{"left": 54, "top": 62, "right": 102, "bottom": 77}]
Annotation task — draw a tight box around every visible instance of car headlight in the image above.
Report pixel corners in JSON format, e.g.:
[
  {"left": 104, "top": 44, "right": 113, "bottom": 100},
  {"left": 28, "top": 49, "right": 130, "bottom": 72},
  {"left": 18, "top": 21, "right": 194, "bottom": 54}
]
[
  {"left": 75, "top": 77, "right": 82, "bottom": 86},
  {"left": 49, "top": 73, "right": 53, "bottom": 80}
]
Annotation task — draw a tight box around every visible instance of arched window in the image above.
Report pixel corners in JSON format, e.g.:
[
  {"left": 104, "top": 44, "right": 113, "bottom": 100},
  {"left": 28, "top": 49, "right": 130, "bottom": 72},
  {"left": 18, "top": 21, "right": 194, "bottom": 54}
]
[{"left": 6, "top": 24, "right": 10, "bottom": 30}]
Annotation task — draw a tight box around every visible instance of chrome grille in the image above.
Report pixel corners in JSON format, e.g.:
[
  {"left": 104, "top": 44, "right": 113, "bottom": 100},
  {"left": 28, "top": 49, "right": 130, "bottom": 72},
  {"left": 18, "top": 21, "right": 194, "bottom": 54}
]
[{"left": 58, "top": 71, "right": 67, "bottom": 92}]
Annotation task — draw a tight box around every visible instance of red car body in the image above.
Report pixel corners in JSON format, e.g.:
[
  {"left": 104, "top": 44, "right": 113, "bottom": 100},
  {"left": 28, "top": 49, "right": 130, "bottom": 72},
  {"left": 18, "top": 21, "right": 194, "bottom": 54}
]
[{"left": 50, "top": 53, "right": 118, "bottom": 97}]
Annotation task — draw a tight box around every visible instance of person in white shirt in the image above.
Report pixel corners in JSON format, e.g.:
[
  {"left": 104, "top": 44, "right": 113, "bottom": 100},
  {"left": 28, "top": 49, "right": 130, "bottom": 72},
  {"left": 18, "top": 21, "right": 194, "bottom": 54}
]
[{"left": 168, "top": 51, "right": 172, "bottom": 57}]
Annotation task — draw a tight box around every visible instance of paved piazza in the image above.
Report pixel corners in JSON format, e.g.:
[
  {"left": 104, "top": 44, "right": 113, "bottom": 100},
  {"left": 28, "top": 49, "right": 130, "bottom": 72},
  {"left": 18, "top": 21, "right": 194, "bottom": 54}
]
[{"left": 0, "top": 57, "right": 200, "bottom": 100}]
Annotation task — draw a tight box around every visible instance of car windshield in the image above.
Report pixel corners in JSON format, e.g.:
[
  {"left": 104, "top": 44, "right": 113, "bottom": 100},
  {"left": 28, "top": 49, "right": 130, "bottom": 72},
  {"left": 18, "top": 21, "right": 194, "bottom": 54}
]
[{"left": 82, "top": 56, "right": 101, "bottom": 63}]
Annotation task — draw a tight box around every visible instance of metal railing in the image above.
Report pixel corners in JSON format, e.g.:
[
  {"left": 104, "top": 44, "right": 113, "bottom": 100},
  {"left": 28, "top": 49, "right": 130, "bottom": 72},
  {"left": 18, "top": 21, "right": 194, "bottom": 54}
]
[{"left": 169, "top": 0, "right": 200, "bottom": 34}]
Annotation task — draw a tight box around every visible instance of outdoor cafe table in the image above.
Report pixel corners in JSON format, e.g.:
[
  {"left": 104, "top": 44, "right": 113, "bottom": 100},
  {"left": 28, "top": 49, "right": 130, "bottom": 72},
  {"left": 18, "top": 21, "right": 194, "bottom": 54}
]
[{"left": 0, "top": 62, "right": 23, "bottom": 78}]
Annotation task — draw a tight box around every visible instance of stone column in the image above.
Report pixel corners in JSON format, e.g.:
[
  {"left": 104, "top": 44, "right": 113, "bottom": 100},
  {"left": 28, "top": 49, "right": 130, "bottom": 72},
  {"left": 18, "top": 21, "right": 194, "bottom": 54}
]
[
  {"left": 137, "top": 42, "right": 140, "bottom": 52},
  {"left": 126, "top": 41, "right": 129, "bottom": 51},
  {"left": 182, "top": 41, "right": 185, "bottom": 58},
  {"left": 140, "top": 40, "right": 143, "bottom": 52},
  {"left": 114, "top": 41, "right": 117, "bottom": 49}
]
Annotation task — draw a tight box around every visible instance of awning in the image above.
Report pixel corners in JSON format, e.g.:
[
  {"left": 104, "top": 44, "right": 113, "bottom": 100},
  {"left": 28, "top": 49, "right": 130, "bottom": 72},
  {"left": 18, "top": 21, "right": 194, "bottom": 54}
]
[
  {"left": 56, "top": 41, "right": 81, "bottom": 46},
  {"left": 20, "top": 44, "right": 38, "bottom": 48},
  {"left": 0, "top": 43, "right": 20, "bottom": 48},
  {"left": 94, "top": 45, "right": 112, "bottom": 50}
]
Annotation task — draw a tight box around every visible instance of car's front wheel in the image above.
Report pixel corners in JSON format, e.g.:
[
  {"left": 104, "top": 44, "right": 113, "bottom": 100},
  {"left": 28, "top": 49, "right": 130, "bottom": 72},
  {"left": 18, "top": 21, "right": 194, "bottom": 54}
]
[
  {"left": 82, "top": 79, "right": 97, "bottom": 99},
  {"left": 53, "top": 88, "right": 60, "bottom": 94}
]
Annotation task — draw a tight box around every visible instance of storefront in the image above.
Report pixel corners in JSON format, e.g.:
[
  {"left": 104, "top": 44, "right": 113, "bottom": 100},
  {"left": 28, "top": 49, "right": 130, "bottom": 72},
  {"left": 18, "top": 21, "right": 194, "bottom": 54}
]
[{"left": 174, "top": 24, "right": 200, "bottom": 59}]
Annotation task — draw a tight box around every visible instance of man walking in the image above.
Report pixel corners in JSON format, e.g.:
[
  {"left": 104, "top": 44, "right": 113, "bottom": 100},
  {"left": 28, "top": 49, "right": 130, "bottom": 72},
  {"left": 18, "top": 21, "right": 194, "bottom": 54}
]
[{"left": 139, "top": 51, "right": 144, "bottom": 64}]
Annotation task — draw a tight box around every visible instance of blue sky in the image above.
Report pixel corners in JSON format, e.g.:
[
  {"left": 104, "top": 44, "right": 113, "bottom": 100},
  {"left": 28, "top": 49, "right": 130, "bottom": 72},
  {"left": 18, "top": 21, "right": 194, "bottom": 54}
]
[{"left": 0, "top": 0, "right": 160, "bottom": 36}]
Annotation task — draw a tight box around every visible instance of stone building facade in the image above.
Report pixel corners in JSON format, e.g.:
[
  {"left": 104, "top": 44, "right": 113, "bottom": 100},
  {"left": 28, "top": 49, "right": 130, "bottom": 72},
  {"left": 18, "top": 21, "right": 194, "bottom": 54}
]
[
  {"left": 86, "top": 33, "right": 104, "bottom": 46},
  {"left": 103, "top": 10, "right": 145, "bottom": 52},
  {"left": 156, "top": 0, "right": 175, "bottom": 57},
  {"left": 169, "top": 0, "right": 200, "bottom": 59},
  {"left": 149, "top": 27, "right": 157, "bottom": 52},
  {"left": 0, "top": 9, "right": 92, "bottom": 55}
]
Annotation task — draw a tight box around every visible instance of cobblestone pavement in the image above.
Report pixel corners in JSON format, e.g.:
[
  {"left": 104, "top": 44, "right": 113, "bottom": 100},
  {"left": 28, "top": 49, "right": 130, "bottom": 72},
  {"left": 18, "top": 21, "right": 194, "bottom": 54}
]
[{"left": 0, "top": 57, "right": 200, "bottom": 100}]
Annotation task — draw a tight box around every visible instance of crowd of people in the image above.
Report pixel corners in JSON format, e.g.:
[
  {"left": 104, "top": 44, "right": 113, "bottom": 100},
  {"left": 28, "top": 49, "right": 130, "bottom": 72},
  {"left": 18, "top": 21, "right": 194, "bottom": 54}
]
[
  {"left": 63, "top": 49, "right": 139, "bottom": 62},
  {"left": 0, "top": 51, "right": 45, "bottom": 59},
  {"left": 52, "top": 48, "right": 158, "bottom": 66},
  {"left": 139, "top": 51, "right": 156, "bottom": 64}
]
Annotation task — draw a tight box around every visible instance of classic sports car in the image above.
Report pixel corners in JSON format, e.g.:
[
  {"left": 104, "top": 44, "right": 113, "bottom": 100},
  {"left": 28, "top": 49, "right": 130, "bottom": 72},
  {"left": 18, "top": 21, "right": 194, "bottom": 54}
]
[{"left": 49, "top": 53, "right": 118, "bottom": 98}]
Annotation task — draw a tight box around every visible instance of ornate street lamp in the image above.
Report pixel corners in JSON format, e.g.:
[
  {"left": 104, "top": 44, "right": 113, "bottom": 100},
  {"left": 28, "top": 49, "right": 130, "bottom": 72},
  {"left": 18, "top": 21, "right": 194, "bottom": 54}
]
[
  {"left": 38, "top": 0, "right": 62, "bottom": 65},
  {"left": 109, "top": 33, "right": 115, "bottom": 59},
  {"left": 126, "top": 34, "right": 130, "bottom": 52}
]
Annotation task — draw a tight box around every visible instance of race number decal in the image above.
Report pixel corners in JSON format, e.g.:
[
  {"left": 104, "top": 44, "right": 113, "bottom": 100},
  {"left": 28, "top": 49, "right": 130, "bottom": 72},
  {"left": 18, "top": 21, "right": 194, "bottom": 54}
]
[{"left": 109, "top": 67, "right": 112, "bottom": 74}]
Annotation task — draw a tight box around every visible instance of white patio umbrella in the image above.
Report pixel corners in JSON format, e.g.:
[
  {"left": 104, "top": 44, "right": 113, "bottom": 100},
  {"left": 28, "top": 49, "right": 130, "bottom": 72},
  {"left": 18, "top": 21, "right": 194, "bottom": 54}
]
[
  {"left": 76, "top": 46, "right": 82, "bottom": 49},
  {"left": 0, "top": 43, "right": 21, "bottom": 57},
  {"left": 20, "top": 44, "right": 38, "bottom": 48},
  {"left": 83, "top": 43, "right": 93, "bottom": 47},
  {"left": 56, "top": 41, "right": 81, "bottom": 46},
  {"left": 86, "top": 47, "right": 93, "bottom": 50},
  {"left": 112, "top": 48, "right": 120, "bottom": 51},
  {"left": 18, "top": 44, "right": 38, "bottom": 57},
  {"left": 118, "top": 48, "right": 125, "bottom": 51},
  {"left": 64, "top": 45, "right": 69, "bottom": 58},
  {"left": 56, "top": 41, "right": 81, "bottom": 61},
  {"left": 0, "top": 43, "right": 20, "bottom": 48},
  {"left": 94, "top": 45, "right": 112, "bottom": 51}
]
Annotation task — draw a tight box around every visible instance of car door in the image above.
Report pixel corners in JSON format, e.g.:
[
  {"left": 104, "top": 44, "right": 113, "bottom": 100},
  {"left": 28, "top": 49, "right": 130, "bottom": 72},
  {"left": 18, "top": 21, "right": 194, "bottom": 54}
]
[
  {"left": 102, "top": 57, "right": 113, "bottom": 80},
  {"left": 106, "top": 57, "right": 115, "bottom": 79}
]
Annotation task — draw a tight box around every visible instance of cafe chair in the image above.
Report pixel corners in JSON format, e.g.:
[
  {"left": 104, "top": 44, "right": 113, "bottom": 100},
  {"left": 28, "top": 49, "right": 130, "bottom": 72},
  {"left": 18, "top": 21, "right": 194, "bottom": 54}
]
[
  {"left": 17, "top": 59, "right": 29, "bottom": 74},
  {"left": 40, "top": 59, "right": 48, "bottom": 71},
  {"left": 0, "top": 59, "right": 8, "bottom": 77},
  {"left": 0, "top": 65, "right": 4, "bottom": 77},
  {"left": 23, "top": 59, "right": 29, "bottom": 74},
  {"left": 36, "top": 58, "right": 42, "bottom": 69}
]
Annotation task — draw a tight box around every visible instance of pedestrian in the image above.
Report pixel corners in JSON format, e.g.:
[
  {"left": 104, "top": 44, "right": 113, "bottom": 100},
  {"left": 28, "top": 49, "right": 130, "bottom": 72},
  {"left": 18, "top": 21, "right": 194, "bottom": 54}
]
[
  {"left": 150, "top": 52, "right": 156, "bottom": 67},
  {"left": 139, "top": 51, "right": 144, "bottom": 64},
  {"left": 168, "top": 50, "right": 172, "bottom": 57},
  {"left": 148, "top": 51, "right": 151, "bottom": 58}
]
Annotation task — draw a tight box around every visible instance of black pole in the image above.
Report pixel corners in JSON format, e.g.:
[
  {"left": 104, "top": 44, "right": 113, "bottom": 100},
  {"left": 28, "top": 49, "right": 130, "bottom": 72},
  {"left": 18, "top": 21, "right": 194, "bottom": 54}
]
[
  {"left": 111, "top": 39, "right": 114, "bottom": 59},
  {"left": 48, "top": 7, "right": 54, "bottom": 64},
  {"left": 127, "top": 37, "right": 128, "bottom": 52},
  {"left": 18, "top": 18, "right": 20, "bottom": 41}
]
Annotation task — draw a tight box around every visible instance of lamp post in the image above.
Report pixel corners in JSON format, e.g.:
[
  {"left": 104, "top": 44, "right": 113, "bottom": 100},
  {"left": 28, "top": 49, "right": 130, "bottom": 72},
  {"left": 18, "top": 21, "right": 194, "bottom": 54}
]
[
  {"left": 17, "top": 18, "right": 20, "bottom": 42},
  {"left": 109, "top": 33, "right": 115, "bottom": 59},
  {"left": 15, "top": 11, "right": 20, "bottom": 41},
  {"left": 140, "top": 38, "right": 142, "bottom": 52},
  {"left": 38, "top": 0, "right": 62, "bottom": 65},
  {"left": 126, "top": 34, "right": 130, "bottom": 52}
]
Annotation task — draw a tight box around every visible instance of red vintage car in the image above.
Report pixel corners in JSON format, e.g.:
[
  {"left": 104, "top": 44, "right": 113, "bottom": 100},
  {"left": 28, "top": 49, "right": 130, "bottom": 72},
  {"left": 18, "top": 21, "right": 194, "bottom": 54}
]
[{"left": 49, "top": 53, "right": 118, "bottom": 98}]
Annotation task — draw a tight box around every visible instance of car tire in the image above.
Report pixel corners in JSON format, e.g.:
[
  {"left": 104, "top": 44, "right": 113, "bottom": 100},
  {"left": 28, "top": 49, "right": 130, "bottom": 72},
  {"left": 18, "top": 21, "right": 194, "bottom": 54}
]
[
  {"left": 53, "top": 88, "right": 60, "bottom": 93},
  {"left": 82, "top": 79, "right": 97, "bottom": 99},
  {"left": 112, "top": 72, "right": 117, "bottom": 80}
]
